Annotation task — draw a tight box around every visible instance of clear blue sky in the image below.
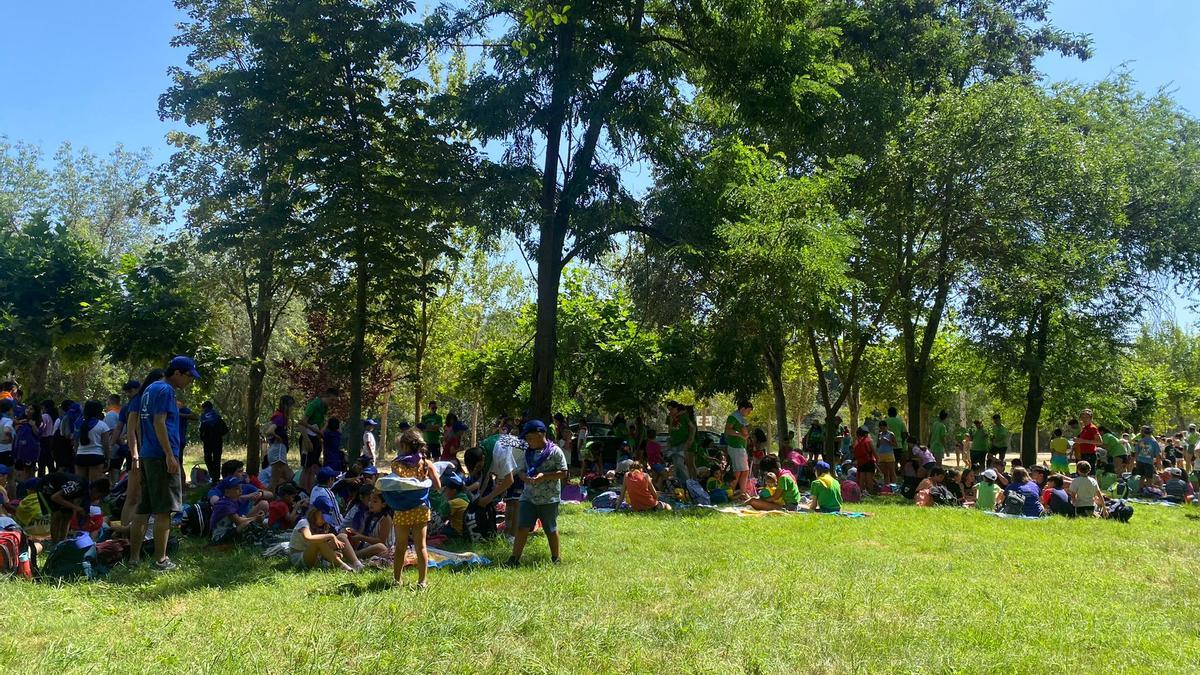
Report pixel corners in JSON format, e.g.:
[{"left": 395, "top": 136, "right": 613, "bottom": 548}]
[{"left": 1, "top": 0, "right": 1197, "bottom": 315}]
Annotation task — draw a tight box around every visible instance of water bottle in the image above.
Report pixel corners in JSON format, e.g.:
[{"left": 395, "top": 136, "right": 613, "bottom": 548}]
[{"left": 580, "top": 484, "right": 589, "bottom": 503}]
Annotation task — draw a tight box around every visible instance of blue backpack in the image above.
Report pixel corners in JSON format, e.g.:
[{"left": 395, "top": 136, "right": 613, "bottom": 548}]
[
  {"left": 42, "top": 532, "right": 104, "bottom": 581},
  {"left": 685, "top": 479, "right": 712, "bottom": 506}
]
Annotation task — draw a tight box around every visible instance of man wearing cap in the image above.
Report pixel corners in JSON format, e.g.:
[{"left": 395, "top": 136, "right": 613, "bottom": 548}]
[
  {"left": 1074, "top": 409, "right": 1101, "bottom": 468},
  {"left": 362, "top": 419, "right": 378, "bottom": 466},
  {"left": 129, "top": 355, "right": 198, "bottom": 571},
  {"left": 507, "top": 419, "right": 568, "bottom": 566}
]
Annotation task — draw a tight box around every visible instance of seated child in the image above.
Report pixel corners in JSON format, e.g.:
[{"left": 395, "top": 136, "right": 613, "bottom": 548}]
[
  {"left": 746, "top": 456, "right": 803, "bottom": 511},
  {"left": 290, "top": 506, "right": 362, "bottom": 572},
  {"left": 1139, "top": 474, "right": 1167, "bottom": 500},
  {"left": 914, "top": 466, "right": 949, "bottom": 506},
  {"left": 1096, "top": 463, "right": 1119, "bottom": 493},
  {"left": 1045, "top": 475, "right": 1075, "bottom": 517},
  {"left": 343, "top": 484, "right": 376, "bottom": 534},
  {"left": 1068, "top": 461, "right": 1103, "bottom": 517},
  {"left": 267, "top": 483, "right": 305, "bottom": 530},
  {"left": 809, "top": 461, "right": 842, "bottom": 513},
  {"left": 975, "top": 469, "right": 1001, "bottom": 511},
  {"left": 1163, "top": 467, "right": 1195, "bottom": 504},
  {"left": 436, "top": 473, "right": 472, "bottom": 534},
  {"left": 211, "top": 476, "right": 268, "bottom": 543},
  {"left": 840, "top": 467, "right": 862, "bottom": 503},
  {"left": 618, "top": 461, "right": 671, "bottom": 512},
  {"left": 348, "top": 490, "right": 394, "bottom": 558},
  {"left": 323, "top": 417, "right": 345, "bottom": 472}
]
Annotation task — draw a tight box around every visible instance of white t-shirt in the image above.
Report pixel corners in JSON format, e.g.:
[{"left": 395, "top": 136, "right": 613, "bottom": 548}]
[
  {"left": 77, "top": 420, "right": 111, "bottom": 456},
  {"left": 0, "top": 417, "right": 13, "bottom": 452},
  {"left": 362, "top": 431, "right": 377, "bottom": 461},
  {"left": 433, "top": 460, "right": 457, "bottom": 479},
  {"left": 490, "top": 437, "right": 517, "bottom": 480},
  {"left": 290, "top": 518, "right": 311, "bottom": 553},
  {"left": 1069, "top": 475, "right": 1100, "bottom": 507}
]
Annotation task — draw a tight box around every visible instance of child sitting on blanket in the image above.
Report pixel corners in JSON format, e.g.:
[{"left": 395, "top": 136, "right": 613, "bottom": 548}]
[
  {"left": 747, "top": 457, "right": 801, "bottom": 511},
  {"left": 840, "top": 468, "right": 862, "bottom": 503},
  {"left": 290, "top": 505, "right": 363, "bottom": 572},
  {"left": 348, "top": 490, "right": 393, "bottom": 559},
  {"left": 809, "top": 461, "right": 842, "bottom": 513}
]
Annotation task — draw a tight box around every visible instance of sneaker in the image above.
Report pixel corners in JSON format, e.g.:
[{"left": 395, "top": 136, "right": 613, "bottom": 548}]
[
  {"left": 415, "top": 581, "right": 428, "bottom": 590},
  {"left": 550, "top": 557, "right": 561, "bottom": 565},
  {"left": 153, "top": 558, "right": 178, "bottom": 572},
  {"left": 504, "top": 557, "right": 521, "bottom": 568}
]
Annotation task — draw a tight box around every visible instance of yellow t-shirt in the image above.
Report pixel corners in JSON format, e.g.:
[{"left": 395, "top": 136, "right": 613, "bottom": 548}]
[{"left": 1050, "top": 437, "right": 1070, "bottom": 458}]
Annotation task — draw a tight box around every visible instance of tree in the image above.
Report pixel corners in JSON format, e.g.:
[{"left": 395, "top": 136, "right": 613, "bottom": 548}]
[{"left": 434, "top": 0, "right": 848, "bottom": 419}]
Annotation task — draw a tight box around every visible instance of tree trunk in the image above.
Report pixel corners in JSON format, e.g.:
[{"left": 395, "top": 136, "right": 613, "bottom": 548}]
[
  {"left": 764, "top": 342, "right": 789, "bottom": 447},
  {"left": 30, "top": 353, "right": 50, "bottom": 397},
  {"left": 848, "top": 380, "right": 861, "bottom": 432},
  {"left": 1020, "top": 299, "right": 1051, "bottom": 467},
  {"left": 470, "top": 400, "right": 479, "bottom": 447},
  {"left": 347, "top": 253, "right": 368, "bottom": 463},
  {"left": 379, "top": 392, "right": 390, "bottom": 456},
  {"left": 245, "top": 352, "right": 267, "bottom": 471}
]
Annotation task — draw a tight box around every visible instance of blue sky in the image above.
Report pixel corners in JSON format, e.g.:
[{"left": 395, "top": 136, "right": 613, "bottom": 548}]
[{"left": 1, "top": 0, "right": 1197, "bottom": 317}]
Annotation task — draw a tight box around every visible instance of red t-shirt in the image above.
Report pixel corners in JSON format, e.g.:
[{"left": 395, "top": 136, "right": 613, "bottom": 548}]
[
  {"left": 646, "top": 441, "right": 664, "bottom": 465},
  {"left": 267, "top": 500, "right": 291, "bottom": 528},
  {"left": 1076, "top": 424, "right": 1102, "bottom": 456},
  {"left": 853, "top": 437, "right": 877, "bottom": 466}
]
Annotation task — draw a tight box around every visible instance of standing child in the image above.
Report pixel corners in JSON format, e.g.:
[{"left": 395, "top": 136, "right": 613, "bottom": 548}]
[
  {"left": 381, "top": 428, "right": 440, "bottom": 587},
  {"left": 323, "top": 418, "right": 345, "bottom": 473},
  {"left": 361, "top": 419, "right": 378, "bottom": 467},
  {"left": 876, "top": 421, "right": 898, "bottom": 489},
  {"left": 1049, "top": 428, "right": 1070, "bottom": 475},
  {"left": 852, "top": 427, "right": 878, "bottom": 494},
  {"left": 74, "top": 400, "right": 111, "bottom": 483},
  {"left": 508, "top": 420, "right": 568, "bottom": 566}
]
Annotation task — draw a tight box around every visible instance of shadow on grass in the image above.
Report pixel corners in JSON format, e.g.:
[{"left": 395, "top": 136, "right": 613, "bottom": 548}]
[{"left": 105, "top": 546, "right": 272, "bottom": 600}]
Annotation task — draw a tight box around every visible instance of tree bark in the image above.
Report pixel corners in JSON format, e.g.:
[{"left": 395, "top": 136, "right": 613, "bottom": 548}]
[
  {"left": 1020, "top": 298, "right": 1051, "bottom": 467},
  {"left": 380, "top": 391, "right": 390, "bottom": 455},
  {"left": 764, "top": 341, "right": 789, "bottom": 447},
  {"left": 347, "top": 252, "right": 368, "bottom": 463}
]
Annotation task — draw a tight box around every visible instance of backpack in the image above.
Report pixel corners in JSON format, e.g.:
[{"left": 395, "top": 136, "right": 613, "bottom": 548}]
[
  {"left": 42, "top": 533, "right": 104, "bottom": 581},
  {"left": 190, "top": 465, "right": 211, "bottom": 487},
  {"left": 180, "top": 502, "right": 213, "bottom": 537},
  {"left": 685, "top": 479, "right": 712, "bottom": 506},
  {"left": 1104, "top": 498, "right": 1134, "bottom": 523},
  {"left": 14, "top": 493, "right": 51, "bottom": 537},
  {"left": 0, "top": 526, "right": 36, "bottom": 579},
  {"left": 590, "top": 491, "right": 619, "bottom": 509},
  {"left": 929, "top": 484, "right": 957, "bottom": 506},
  {"left": 1000, "top": 490, "right": 1027, "bottom": 516}
]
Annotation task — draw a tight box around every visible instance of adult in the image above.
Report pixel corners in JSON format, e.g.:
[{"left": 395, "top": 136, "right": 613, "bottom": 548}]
[
  {"left": 804, "top": 422, "right": 824, "bottom": 463},
  {"left": 265, "top": 396, "right": 296, "bottom": 493},
  {"left": 1185, "top": 424, "right": 1199, "bottom": 472},
  {"left": 666, "top": 401, "right": 695, "bottom": 485},
  {"left": 929, "top": 410, "right": 951, "bottom": 466},
  {"left": 421, "top": 400, "right": 444, "bottom": 459},
  {"left": 361, "top": 419, "right": 378, "bottom": 467},
  {"left": 1133, "top": 425, "right": 1162, "bottom": 478},
  {"left": 1074, "top": 409, "right": 1102, "bottom": 468},
  {"left": 852, "top": 427, "right": 878, "bottom": 494},
  {"left": 299, "top": 387, "right": 339, "bottom": 493},
  {"left": 724, "top": 400, "right": 753, "bottom": 497},
  {"left": 508, "top": 420, "right": 567, "bottom": 566},
  {"left": 884, "top": 406, "right": 908, "bottom": 454},
  {"left": 123, "top": 369, "right": 164, "bottom": 527},
  {"left": 109, "top": 380, "right": 140, "bottom": 483},
  {"left": 36, "top": 399, "right": 57, "bottom": 477},
  {"left": 198, "top": 401, "right": 230, "bottom": 484},
  {"left": 989, "top": 414, "right": 1010, "bottom": 465},
  {"left": 1100, "top": 425, "right": 1127, "bottom": 474},
  {"left": 130, "top": 355, "right": 199, "bottom": 571},
  {"left": 1002, "top": 467, "right": 1043, "bottom": 518},
  {"left": 969, "top": 419, "right": 989, "bottom": 469},
  {"left": 467, "top": 421, "right": 519, "bottom": 538}
]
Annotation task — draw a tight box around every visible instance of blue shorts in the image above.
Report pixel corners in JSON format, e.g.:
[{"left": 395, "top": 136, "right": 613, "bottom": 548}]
[{"left": 517, "top": 500, "right": 560, "bottom": 533}]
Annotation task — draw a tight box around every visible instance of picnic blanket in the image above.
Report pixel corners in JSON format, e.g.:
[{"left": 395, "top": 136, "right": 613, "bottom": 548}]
[
  {"left": 1125, "top": 498, "right": 1181, "bottom": 508},
  {"left": 263, "top": 543, "right": 491, "bottom": 569},
  {"left": 714, "top": 505, "right": 872, "bottom": 518},
  {"left": 983, "top": 511, "right": 1046, "bottom": 521}
]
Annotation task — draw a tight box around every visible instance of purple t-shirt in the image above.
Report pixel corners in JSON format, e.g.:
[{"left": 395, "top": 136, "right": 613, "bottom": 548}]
[{"left": 210, "top": 496, "right": 240, "bottom": 532}]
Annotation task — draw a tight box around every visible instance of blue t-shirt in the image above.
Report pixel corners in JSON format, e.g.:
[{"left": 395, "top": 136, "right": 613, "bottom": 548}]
[
  {"left": 139, "top": 381, "right": 181, "bottom": 460},
  {"left": 1136, "top": 437, "right": 1161, "bottom": 464},
  {"left": 1005, "top": 480, "right": 1043, "bottom": 517}
]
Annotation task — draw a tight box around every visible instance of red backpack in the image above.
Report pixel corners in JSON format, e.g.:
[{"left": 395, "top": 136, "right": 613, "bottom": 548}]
[{"left": 0, "top": 527, "right": 36, "bottom": 579}]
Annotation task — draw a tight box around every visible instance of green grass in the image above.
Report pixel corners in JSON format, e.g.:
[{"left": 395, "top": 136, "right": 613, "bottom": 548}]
[{"left": 7, "top": 500, "right": 1200, "bottom": 674}]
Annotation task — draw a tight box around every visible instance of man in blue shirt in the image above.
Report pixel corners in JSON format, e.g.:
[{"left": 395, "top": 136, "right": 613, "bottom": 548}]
[
  {"left": 130, "top": 355, "right": 199, "bottom": 572},
  {"left": 1134, "top": 425, "right": 1162, "bottom": 479}
]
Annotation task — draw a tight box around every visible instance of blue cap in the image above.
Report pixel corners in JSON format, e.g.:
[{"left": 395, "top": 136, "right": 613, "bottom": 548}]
[
  {"left": 444, "top": 472, "right": 465, "bottom": 489},
  {"left": 0, "top": 464, "right": 10, "bottom": 475},
  {"left": 815, "top": 461, "right": 831, "bottom": 473},
  {"left": 522, "top": 419, "right": 547, "bottom": 435},
  {"left": 218, "top": 476, "right": 242, "bottom": 492},
  {"left": 361, "top": 466, "right": 378, "bottom": 476},
  {"left": 312, "top": 493, "right": 335, "bottom": 516},
  {"left": 168, "top": 355, "right": 201, "bottom": 379},
  {"left": 363, "top": 419, "right": 377, "bottom": 427},
  {"left": 316, "top": 467, "right": 338, "bottom": 483}
]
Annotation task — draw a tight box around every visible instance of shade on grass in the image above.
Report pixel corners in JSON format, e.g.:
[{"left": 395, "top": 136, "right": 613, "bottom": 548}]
[{"left": 7, "top": 502, "right": 1200, "bottom": 673}]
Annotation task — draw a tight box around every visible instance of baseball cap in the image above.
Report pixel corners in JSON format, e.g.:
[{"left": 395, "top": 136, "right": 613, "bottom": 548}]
[
  {"left": 316, "top": 467, "right": 339, "bottom": 483},
  {"left": 0, "top": 464, "right": 10, "bottom": 475},
  {"left": 522, "top": 419, "right": 548, "bottom": 435},
  {"left": 361, "top": 466, "right": 378, "bottom": 476},
  {"left": 815, "top": 461, "right": 830, "bottom": 473},
  {"left": 980, "top": 468, "right": 998, "bottom": 482},
  {"left": 364, "top": 419, "right": 377, "bottom": 427},
  {"left": 311, "top": 493, "right": 335, "bottom": 516},
  {"left": 168, "top": 355, "right": 201, "bottom": 379},
  {"left": 443, "top": 472, "right": 465, "bottom": 489},
  {"left": 218, "top": 476, "right": 242, "bottom": 492}
]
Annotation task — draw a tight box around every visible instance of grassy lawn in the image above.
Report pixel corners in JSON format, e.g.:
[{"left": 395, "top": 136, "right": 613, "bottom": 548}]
[{"left": 7, "top": 500, "right": 1200, "bottom": 673}]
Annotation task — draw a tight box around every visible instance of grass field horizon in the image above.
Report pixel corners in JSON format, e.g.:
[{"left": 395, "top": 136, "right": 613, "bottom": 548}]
[{"left": 7, "top": 498, "right": 1200, "bottom": 674}]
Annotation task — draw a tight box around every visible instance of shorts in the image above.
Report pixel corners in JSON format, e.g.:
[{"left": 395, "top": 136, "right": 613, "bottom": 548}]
[
  {"left": 1080, "top": 453, "right": 1097, "bottom": 467},
  {"left": 137, "top": 457, "right": 183, "bottom": 515},
  {"left": 290, "top": 549, "right": 330, "bottom": 569},
  {"left": 267, "top": 443, "right": 289, "bottom": 466},
  {"left": 1050, "top": 458, "right": 1069, "bottom": 473},
  {"left": 726, "top": 447, "right": 749, "bottom": 472},
  {"left": 1134, "top": 462, "right": 1156, "bottom": 478},
  {"left": 393, "top": 506, "right": 431, "bottom": 528},
  {"left": 517, "top": 500, "right": 560, "bottom": 533},
  {"left": 877, "top": 453, "right": 895, "bottom": 464},
  {"left": 428, "top": 442, "right": 442, "bottom": 459},
  {"left": 109, "top": 444, "right": 130, "bottom": 471},
  {"left": 74, "top": 453, "right": 106, "bottom": 468},
  {"left": 301, "top": 434, "right": 322, "bottom": 468},
  {"left": 970, "top": 451, "right": 988, "bottom": 468}
]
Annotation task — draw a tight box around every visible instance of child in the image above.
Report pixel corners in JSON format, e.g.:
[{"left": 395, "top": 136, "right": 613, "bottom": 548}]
[
  {"left": 975, "top": 469, "right": 1000, "bottom": 511},
  {"left": 267, "top": 483, "right": 305, "bottom": 529},
  {"left": 211, "top": 476, "right": 266, "bottom": 543},
  {"left": 323, "top": 417, "right": 345, "bottom": 472},
  {"left": 840, "top": 467, "right": 862, "bottom": 503},
  {"left": 290, "top": 506, "right": 362, "bottom": 572},
  {"left": 508, "top": 420, "right": 568, "bottom": 567},
  {"left": 1163, "top": 467, "right": 1195, "bottom": 504},
  {"left": 0, "top": 464, "right": 11, "bottom": 515},
  {"left": 852, "top": 427, "right": 878, "bottom": 494},
  {"left": 617, "top": 461, "right": 671, "bottom": 512},
  {"left": 436, "top": 473, "right": 472, "bottom": 534},
  {"left": 914, "top": 466, "right": 948, "bottom": 506},
  {"left": 875, "top": 421, "right": 897, "bottom": 488},
  {"left": 343, "top": 484, "right": 377, "bottom": 533},
  {"left": 1049, "top": 428, "right": 1070, "bottom": 474},
  {"left": 1045, "top": 475, "right": 1075, "bottom": 516},
  {"left": 382, "top": 428, "right": 441, "bottom": 587},
  {"left": 809, "top": 461, "right": 842, "bottom": 513},
  {"left": 74, "top": 400, "right": 111, "bottom": 483},
  {"left": 1096, "top": 462, "right": 1119, "bottom": 493},
  {"left": 1068, "top": 460, "right": 1103, "bottom": 517},
  {"left": 348, "top": 490, "right": 394, "bottom": 559}
]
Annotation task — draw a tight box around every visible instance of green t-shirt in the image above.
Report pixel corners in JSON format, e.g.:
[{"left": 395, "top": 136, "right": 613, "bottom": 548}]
[
  {"left": 421, "top": 412, "right": 444, "bottom": 444},
  {"left": 970, "top": 426, "right": 989, "bottom": 452},
  {"left": 778, "top": 473, "right": 802, "bottom": 506},
  {"left": 1103, "top": 432, "right": 1125, "bottom": 457},
  {"left": 725, "top": 413, "right": 747, "bottom": 449},
  {"left": 811, "top": 474, "right": 842, "bottom": 511},
  {"left": 613, "top": 421, "right": 628, "bottom": 443},
  {"left": 1187, "top": 432, "right": 1199, "bottom": 450},
  {"left": 990, "top": 424, "right": 1009, "bottom": 449},
  {"left": 885, "top": 416, "right": 907, "bottom": 451},
  {"left": 668, "top": 416, "right": 690, "bottom": 446},
  {"left": 930, "top": 421, "right": 949, "bottom": 453},
  {"left": 975, "top": 482, "right": 998, "bottom": 510},
  {"left": 303, "top": 398, "right": 327, "bottom": 433},
  {"left": 1098, "top": 471, "right": 1119, "bottom": 492}
]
